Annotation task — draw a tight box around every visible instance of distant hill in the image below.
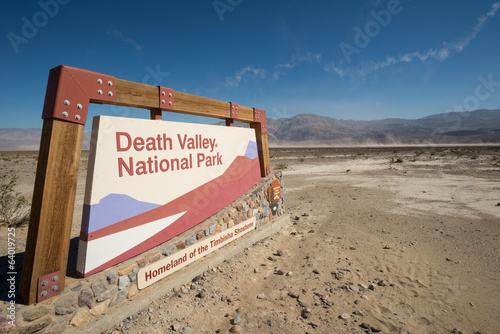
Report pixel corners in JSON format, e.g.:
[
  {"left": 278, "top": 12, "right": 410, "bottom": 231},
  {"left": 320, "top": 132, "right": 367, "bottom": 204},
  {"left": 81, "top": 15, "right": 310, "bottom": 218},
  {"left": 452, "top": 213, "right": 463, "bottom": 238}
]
[
  {"left": 267, "top": 109, "right": 500, "bottom": 145},
  {"left": 0, "top": 128, "right": 42, "bottom": 151},
  {"left": 1, "top": 109, "right": 499, "bottom": 150}
]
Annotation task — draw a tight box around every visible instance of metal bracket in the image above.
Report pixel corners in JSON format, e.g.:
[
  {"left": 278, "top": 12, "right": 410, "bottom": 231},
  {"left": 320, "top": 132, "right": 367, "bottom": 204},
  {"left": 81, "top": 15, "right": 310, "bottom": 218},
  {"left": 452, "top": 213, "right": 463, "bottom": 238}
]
[
  {"left": 37, "top": 271, "right": 61, "bottom": 302},
  {"left": 159, "top": 87, "right": 174, "bottom": 110},
  {"left": 230, "top": 102, "right": 239, "bottom": 119},
  {"left": 42, "top": 65, "right": 115, "bottom": 125},
  {"left": 253, "top": 108, "right": 268, "bottom": 135}
]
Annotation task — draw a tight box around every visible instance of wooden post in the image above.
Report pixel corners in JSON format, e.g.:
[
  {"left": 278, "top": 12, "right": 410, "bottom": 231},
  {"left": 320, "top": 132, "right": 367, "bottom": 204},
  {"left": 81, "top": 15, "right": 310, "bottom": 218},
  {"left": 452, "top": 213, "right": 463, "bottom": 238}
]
[
  {"left": 150, "top": 108, "right": 162, "bottom": 120},
  {"left": 20, "top": 119, "right": 84, "bottom": 304},
  {"left": 251, "top": 123, "right": 270, "bottom": 177}
]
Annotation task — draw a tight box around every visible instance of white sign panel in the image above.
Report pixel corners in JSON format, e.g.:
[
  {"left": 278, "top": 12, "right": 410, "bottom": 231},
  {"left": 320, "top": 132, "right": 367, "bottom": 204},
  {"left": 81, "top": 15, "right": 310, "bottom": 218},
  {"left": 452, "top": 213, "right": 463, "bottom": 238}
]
[{"left": 77, "top": 116, "right": 261, "bottom": 277}]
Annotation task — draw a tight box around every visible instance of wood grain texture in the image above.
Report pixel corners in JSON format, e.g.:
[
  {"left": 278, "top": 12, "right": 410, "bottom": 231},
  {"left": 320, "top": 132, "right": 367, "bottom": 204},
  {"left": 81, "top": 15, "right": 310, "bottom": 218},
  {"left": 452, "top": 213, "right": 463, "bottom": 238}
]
[
  {"left": 20, "top": 119, "right": 84, "bottom": 304},
  {"left": 251, "top": 123, "right": 271, "bottom": 177},
  {"left": 98, "top": 79, "right": 257, "bottom": 122}
]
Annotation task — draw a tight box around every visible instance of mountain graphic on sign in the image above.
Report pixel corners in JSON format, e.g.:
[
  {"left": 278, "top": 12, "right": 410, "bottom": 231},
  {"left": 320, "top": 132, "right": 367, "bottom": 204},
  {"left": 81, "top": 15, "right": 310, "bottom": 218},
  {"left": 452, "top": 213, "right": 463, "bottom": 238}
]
[{"left": 81, "top": 194, "right": 161, "bottom": 234}]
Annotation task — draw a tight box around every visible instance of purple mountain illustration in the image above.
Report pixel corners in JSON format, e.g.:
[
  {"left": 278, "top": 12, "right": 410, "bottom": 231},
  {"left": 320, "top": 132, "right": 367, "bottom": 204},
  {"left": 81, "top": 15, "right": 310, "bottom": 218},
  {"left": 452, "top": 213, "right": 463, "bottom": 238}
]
[{"left": 82, "top": 194, "right": 161, "bottom": 234}]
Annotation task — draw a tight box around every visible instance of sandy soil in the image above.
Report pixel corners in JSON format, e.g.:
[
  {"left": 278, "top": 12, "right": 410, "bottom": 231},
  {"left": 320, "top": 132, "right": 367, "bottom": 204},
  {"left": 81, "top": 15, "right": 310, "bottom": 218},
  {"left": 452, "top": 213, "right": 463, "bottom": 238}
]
[{"left": 1, "top": 146, "right": 500, "bottom": 333}]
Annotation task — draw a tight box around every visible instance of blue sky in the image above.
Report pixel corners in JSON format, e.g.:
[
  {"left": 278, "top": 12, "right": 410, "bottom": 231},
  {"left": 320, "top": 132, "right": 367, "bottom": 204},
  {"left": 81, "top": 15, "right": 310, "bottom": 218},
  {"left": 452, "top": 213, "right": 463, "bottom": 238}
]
[{"left": 1, "top": 0, "right": 500, "bottom": 130}]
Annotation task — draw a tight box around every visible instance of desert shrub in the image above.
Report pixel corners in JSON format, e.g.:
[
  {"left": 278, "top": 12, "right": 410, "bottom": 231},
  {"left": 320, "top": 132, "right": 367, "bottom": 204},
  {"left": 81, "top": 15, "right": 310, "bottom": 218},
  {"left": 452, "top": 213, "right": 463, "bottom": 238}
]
[
  {"left": 0, "top": 167, "right": 30, "bottom": 227},
  {"left": 275, "top": 163, "right": 288, "bottom": 170},
  {"left": 390, "top": 157, "right": 404, "bottom": 163}
]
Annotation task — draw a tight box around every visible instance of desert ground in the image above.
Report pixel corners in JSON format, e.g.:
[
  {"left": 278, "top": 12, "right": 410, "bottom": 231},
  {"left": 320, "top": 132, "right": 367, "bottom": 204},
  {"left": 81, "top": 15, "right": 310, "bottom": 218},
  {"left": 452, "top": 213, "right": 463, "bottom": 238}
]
[{"left": 1, "top": 145, "right": 500, "bottom": 333}]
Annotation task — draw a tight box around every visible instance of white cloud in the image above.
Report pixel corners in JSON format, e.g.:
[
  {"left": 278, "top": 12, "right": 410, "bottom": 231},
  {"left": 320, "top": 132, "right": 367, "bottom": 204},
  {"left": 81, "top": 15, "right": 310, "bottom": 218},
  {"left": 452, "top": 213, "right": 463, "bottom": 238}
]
[
  {"left": 324, "top": 61, "right": 348, "bottom": 78},
  {"left": 224, "top": 66, "right": 266, "bottom": 87},
  {"left": 273, "top": 52, "right": 322, "bottom": 79},
  {"left": 328, "top": 2, "right": 500, "bottom": 79},
  {"left": 107, "top": 25, "right": 143, "bottom": 55}
]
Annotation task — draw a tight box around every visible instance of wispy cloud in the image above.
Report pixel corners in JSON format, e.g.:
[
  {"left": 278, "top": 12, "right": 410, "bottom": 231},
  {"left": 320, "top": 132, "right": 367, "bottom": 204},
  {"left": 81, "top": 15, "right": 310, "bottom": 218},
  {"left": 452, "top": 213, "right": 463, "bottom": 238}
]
[
  {"left": 224, "top": 66, "right": 266, "bottom": 87},
  {"left": 327, "top": 2, "right": 500, "bottom": 79},
  {"left": 107, "top": 25, "right": 143, "bottom": 55},
  {"left": 324, "top": 60, "right": 349, "bottom": 78},
  {"left": 273, "top": 52, "right": 322, "bottom": 79}
]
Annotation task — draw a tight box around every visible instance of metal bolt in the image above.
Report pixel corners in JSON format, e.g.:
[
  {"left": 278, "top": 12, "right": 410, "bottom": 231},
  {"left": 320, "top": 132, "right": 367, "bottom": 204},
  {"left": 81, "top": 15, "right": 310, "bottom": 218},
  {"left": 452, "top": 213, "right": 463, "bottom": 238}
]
[
  {"left": 52, "top": 275, "right": 58, "bottom": 281},
  {"left": 168, "top": 101, "right": 172, "bottom": 106},
  {"left": 108, "top": 81, "right": 113, "bottom": 86},
  {"left": 52, "top": 285, "right": 59, "bottom": 291},
  {"left": 161, "top": 100, "right": 165, "bottom": 104},
  {"left": 41, "top": 280, "right": 48, "bottom": 286},
  {"left": 77, "top": 104, "right": 83, "bottom": 109},
  {"left": 97, "top": 79, "right": 103, "bottom": 84},
  {"left": 162, "top": 91, "right": 166, "bottom": 96},
  {"left": 98, "top": 90, "right": 103, "bottom": 95},
  {"left": 236, "top": 106, "right": 238, "bottom": 110},
  {"left": 62, "top": 112, "right": 69, "bottom": 117},
  {"left": 64, "top": 100, "right": 70, "bottom": 106},
  {"left": 169, "top": 93, "right": 172, "bottom": 97},
  {"left": 75, "top": 115, "right": 81, "bottom": 121},
  {"left": 40, "top": 291, "right": 47, "bottom": 297},
  {"left": 236, "top": 113, "right": 238, "bottom": 116},
  {"left": 108, "top": 91, "right": 113, "bottom": 97}
]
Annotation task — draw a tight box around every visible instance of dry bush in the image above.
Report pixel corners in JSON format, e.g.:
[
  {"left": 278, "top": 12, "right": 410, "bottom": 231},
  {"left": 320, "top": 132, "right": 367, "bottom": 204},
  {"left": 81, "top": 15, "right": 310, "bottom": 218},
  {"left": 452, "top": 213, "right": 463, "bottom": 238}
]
[{"left": 0, "top": 167, "right": 30, "bottom": 227}]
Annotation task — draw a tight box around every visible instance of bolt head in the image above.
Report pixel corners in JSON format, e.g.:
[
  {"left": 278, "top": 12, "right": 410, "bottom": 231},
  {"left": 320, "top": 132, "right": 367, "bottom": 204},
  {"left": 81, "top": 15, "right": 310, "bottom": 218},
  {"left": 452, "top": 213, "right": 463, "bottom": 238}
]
[
  {"left": 97, "top": 79, "right": 103, "bottom": 84},
  {"left": 52, "top": 285, "right": 59, "bottom": 291},
  {"left": 168, "top": 101, "right": 172, "bottom": 105},
  {"left": 62, "top": 111, "right": 69, "bottom": 117},
  {"left": 64, "top": 100, "right": 70, "bottom": 106},
  {"left": 40, "top": 291, "right": 47, "bottom": 297},
  {"left": 108, "top": 91, "right": 113, "bottom": 97},
  {"left": 41, "top": 280, "right": 48, "bottom": 286},
  {"left": 161, "top": 100, "right": 165, "bottom": 104},
  {"left": 162, "top": 91, "right": 166, "bottom": 96},
  {"left": 52, "top": 275, "right": 58, "bottom": 281},
  {"left": 169, "top": 93, "right": 173, "bottom": 97},
  {"left": 98, "top": 90, "right": 103, "bottom": 95},
  {"left": 77, "top": 104, "right": 83, "bottom": 109},
  {"left": 108, "top": 81, "right": 113, "bottom": 86},
  {"left": 75, "top": 115, "right": 81, "bottom": 121}
]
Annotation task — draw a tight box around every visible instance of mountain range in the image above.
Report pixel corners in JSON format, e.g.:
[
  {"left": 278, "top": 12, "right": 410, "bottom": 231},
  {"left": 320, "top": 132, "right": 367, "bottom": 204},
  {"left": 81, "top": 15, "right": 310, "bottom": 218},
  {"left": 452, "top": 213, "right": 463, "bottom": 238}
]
[
  {"left": 0, "top": 109, "right": 499, "bottom": 150},
  {"left": 266, "top": 109, "right": 500, "bottom": 145}
]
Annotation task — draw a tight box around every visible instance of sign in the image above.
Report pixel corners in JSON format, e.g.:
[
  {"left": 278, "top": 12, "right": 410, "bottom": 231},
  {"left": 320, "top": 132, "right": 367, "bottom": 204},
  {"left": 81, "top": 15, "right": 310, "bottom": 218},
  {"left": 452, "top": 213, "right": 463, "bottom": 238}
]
[
  {"left": 268, "top": 180, "right": 281, "bottom": 216},
  {"left": 137, "top": 217, "right": 256, "bottom": 289},
  {"left": 76, "top": 116, "right": 262, "bottom": 277}
]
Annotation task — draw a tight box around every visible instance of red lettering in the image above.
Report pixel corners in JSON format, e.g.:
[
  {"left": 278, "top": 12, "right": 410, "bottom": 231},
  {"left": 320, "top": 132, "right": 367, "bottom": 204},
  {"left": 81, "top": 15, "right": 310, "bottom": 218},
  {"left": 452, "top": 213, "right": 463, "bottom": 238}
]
[
  {"left": 116, "top": 132, "right": 131, "bottom": 151},
  {"left": 134, "top": 137, "right": 145, "bottom": 151},
  {"left": 118, "top": 157, "right": 134, "bottom": 177}
]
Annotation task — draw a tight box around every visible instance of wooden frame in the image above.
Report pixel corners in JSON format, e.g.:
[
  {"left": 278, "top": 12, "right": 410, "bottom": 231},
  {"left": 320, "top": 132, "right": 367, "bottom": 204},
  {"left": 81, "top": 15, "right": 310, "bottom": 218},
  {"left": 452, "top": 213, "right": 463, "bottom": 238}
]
[{"left": 20, "top": 65, "right": 270, "bottom": 305}]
